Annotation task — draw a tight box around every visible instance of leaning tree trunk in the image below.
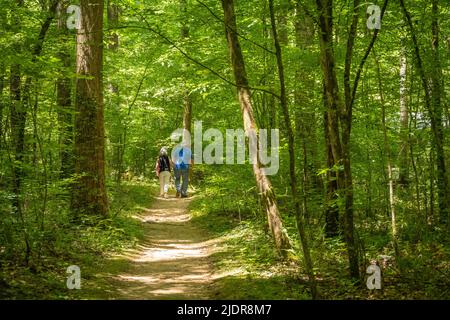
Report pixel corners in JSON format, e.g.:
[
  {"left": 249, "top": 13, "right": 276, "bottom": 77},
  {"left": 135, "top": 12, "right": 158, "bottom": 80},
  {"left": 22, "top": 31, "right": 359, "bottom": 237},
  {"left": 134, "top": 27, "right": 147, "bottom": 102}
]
[
  {"left": 221, "top": 0, "right": 291, "bottom": 255},
  {"left": 71, "top": 0, "right": 108, "bottom": 217}
]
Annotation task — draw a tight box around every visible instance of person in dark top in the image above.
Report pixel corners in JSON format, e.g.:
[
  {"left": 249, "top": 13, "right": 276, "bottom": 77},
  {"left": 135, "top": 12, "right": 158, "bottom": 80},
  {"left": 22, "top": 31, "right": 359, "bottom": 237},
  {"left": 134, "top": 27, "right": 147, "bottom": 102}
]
[{"left": 155, "top": 147, "right": 171, "bottom": 198}]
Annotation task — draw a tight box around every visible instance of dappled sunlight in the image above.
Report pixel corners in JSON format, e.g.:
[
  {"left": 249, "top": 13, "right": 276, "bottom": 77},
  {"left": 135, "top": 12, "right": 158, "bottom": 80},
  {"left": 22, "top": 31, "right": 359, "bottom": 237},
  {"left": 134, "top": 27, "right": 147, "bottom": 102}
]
[
  {"left": 107, "top": 196, "right": 224, "bottom": 299},
  {"left": 133, "top": 246, "right": 208, "bottom": 262},
  {"left": 210, "top": 266, "right": 248, "bottom": 281}
]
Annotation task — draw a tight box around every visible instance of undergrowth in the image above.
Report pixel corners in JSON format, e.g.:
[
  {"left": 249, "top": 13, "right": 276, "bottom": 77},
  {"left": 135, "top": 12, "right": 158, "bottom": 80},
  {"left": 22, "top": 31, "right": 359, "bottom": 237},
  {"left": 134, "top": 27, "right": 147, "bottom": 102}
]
[{"left": 0, "top": 180, "right": 156, "bottom": 299}]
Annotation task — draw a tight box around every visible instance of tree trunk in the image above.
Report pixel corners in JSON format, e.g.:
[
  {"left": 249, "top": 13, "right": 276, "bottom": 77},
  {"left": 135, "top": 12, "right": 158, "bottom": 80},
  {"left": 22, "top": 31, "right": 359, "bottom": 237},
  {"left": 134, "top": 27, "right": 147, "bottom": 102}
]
[
  {"left": 324, "top": 107, "right": 339, "bottom": 237},
  {"left": 315, "top": 0, "right": 360, "bottom": 279},
  {"left": 57, "top": 0, "right": 74, "bottom": 179},
  {"left": 71, "top": 0, "right": 108, "bottom": 217},
  {"left": 181, "top": 0, "right": 192, "bottom": 144},
  {"left": 221, "top": 0, "right": 291, "bottom": 255},
  {"left": 375, "top": 52, "right": 400, "bottom": 259},
  {"left": 430, "top": 0, "right": 448, "bottom": 225},
  {"left": 399, "top": 0, "right": 449, "bottom": 225},
  {"left": 0, "top": 63, "right": 4, "bottom": 149},
  {"left": 10, "top": 63, "right": 23, "bottom": 215},
  {"left": 398, "top": 42, "right": 409, "bottom": 186},
  {"left": 294, "top": 3, "right": 322, "bottom": 193},
  {"left": 107, "top": 1, "right": 123, "bottom": 184},
  {"left": 317, "top": 0, "right": 344, "bottom": 239},
  {"left": 268, "top": 0, "right": 317, "bottom": 298}
]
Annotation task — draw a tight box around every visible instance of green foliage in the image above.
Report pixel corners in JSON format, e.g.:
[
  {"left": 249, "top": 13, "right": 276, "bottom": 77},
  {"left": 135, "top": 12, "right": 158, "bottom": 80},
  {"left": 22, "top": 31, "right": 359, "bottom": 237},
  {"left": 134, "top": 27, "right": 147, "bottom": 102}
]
[{"left": 0, "top": 182, "right": 155, "bottom": 299}]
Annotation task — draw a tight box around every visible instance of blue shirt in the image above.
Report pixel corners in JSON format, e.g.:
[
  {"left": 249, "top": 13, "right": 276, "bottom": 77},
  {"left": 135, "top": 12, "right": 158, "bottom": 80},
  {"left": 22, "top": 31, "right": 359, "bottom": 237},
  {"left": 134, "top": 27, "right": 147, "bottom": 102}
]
[{"left": 173, "top": 146, "right": 192, "bottom": 170}]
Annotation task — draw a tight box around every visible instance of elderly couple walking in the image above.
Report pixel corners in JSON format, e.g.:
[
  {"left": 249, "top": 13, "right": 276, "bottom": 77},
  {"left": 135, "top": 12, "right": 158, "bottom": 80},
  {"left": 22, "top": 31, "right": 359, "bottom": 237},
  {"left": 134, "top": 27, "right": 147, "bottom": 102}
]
[{"left": 155, "top": 146, "right": 193, "bottom": 199}]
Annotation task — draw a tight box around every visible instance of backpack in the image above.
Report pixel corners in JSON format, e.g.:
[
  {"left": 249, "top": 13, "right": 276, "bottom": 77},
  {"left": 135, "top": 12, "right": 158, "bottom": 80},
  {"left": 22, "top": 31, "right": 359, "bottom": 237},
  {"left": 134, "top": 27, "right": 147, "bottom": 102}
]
[
  {"left": 159, "top": 156, "right": 170, "bottom": 172},
  {"left": 174, "top": 147, "right": 191, "bottom": 170}
]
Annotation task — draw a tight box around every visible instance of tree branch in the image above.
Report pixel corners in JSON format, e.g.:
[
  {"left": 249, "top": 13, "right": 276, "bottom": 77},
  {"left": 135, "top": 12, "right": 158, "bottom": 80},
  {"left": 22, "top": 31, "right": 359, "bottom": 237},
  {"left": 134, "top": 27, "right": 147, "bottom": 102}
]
[{"left": 195, "top": 0, "right": 276, "bottom": 55}]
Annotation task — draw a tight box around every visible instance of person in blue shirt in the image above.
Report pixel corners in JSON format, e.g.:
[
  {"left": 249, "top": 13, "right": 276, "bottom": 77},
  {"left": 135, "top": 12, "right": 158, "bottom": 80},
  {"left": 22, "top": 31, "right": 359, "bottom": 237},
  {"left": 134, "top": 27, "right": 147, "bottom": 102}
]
[{"left": 171, "top": 144, "right": 194, "bottom": 198}]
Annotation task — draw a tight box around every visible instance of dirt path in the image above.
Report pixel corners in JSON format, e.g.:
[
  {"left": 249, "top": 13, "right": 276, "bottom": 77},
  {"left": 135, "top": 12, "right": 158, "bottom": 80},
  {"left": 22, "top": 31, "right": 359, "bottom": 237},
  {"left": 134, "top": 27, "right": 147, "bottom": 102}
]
[{"left": 109, "top": 195, "right": 215, "bottom": 299}]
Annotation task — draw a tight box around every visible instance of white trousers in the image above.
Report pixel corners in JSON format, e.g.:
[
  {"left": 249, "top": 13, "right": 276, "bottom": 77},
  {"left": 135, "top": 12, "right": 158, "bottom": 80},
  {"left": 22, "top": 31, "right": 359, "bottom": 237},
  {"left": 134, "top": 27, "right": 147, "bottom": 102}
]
[{"left": 159, "top": 171, "right": 171, "bottom": 195}]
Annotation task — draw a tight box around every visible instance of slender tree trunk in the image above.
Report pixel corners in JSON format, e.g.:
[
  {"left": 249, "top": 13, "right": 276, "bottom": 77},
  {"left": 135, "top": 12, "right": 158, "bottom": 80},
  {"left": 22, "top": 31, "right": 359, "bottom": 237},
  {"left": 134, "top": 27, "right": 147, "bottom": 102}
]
[
  {"left": 317, "top": 0, "right": 344, "bottom": 238},
  {"left": 399, "top": 0, "right": 449, "bottom": 226},
  {"left": 9, "top": 0, "right": 24, "bottom": 216},
  {"left": 341, "top": 0, "right": 361, "bottom": 280},
  {"left": 10, "top": 64, "right": 23, "bottom": 215},
  {"left": 71, "top": 0, "right": 108, "bottom": 217},
  {"left": 398, "top": 42, "right": 409, "bottom": 186},
  {"left": 0, "top": 63, "right": 5, "bottom": 149},
  {"left": 181, "top": 0, "right": 192, "bottom": 144},
  {"left": 316, "top": 0, "right": 360, "bottom": 279},
  {"left": 8, "top": 0, "right": 57, "bottom": 264},
  {"left": 57, "top": 0, "right": 74, "bottom": 179},
  {"left": 294, "top": 3, "right": 322, "bottom": 193},
  {"left": 221, "top": 0, "right": 291, "bottom": 255},
  {"left": 268, "top": 0, "right": 317, "bottom": 298},
  {"left": 375, "top": 52, "right": 400, "bottom": 259},
  {"left": 324, "top": 107, "right": 339, "bottom": 237},
  {"left": 107, "top": 1, "right": 122, "bottom": 184},
  {"left": 430, "top": 0, "right": 448, "bottom": 225},
  {"left": 399, "top": 0, "right": 450, "bottom": 223}
]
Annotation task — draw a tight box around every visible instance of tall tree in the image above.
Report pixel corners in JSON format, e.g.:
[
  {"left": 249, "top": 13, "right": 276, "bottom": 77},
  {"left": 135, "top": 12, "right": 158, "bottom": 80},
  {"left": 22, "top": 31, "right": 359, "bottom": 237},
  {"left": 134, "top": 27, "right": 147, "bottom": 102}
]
[
  {"left": 398, "top": 42, "right": 409, "bottom": 186},
  {"left": 399, "top": 0, "right": 449, "bottom": 225},
  {"left": 375, "top": 51, "right": 400, "bottom": 260},
  {"left": 9, "top": 0, "right": 24, "bottom": 216},
  {"left": 71, "top": 0, "right": 108, "bottom": 217},
  {"left": 268, "top": 0, "right": 317, "bottom": 297},
  {"left": 315, "top": 0, "right": 389, "bottom": 278},
  {"left": 107, "top": 0, "right": 123, "bottom": 183},
  {"left": 221, "top": 0, "right": 291, "bottom": 254},
  {"left": 294, "top": 3, "right": 322, "bottom": 194},
  {"left": 315, "top": 0, "right": 358, "bottom": 277},
  {"left": 0, "top": 63, "right": 4, "bottom": 147}
]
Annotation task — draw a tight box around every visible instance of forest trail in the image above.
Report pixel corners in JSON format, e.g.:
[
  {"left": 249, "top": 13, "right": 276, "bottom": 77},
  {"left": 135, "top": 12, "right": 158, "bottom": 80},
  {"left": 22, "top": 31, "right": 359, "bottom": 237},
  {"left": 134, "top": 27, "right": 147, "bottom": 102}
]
[{"left": 108, "top": 195, "right": 215, "bottom": 299}]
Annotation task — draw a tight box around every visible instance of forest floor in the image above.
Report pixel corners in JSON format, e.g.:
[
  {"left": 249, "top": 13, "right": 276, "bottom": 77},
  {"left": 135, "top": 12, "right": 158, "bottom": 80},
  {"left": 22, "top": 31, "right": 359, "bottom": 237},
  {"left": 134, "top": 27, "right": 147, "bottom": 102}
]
[
  {"left": 84, "top": 186, "right": 309, "bottom": 300},
  {"left": 1, "top": 181, "right": 447, "bottom": 300}
]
